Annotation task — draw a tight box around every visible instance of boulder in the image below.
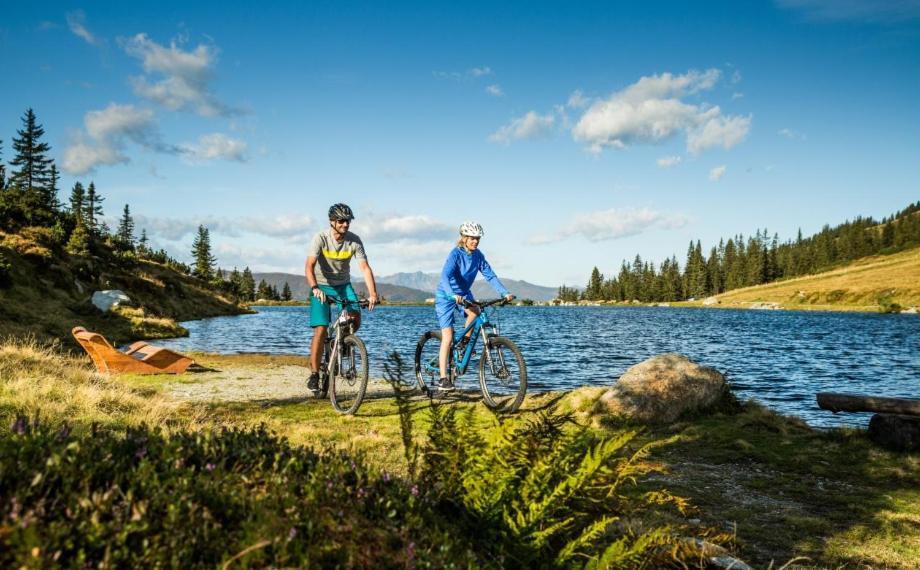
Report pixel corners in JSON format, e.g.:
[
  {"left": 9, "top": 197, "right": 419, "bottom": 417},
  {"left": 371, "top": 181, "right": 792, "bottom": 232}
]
[
  {"left": 703, "top": 296, "right": 719, "bottom": 306},
  {"left": 91, "top": 289, "right": 131, "bottom": 312},
  {"left": 600, "top": 353, "right": 732, "bottom": 423},
  {"left": 749, "top": 301, "right": 781, "bottom": 310}
]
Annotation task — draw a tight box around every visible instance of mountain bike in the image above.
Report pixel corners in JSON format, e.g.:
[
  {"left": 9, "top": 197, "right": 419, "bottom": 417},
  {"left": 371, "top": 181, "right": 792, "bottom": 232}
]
[
  {"left": 414, "top": 298, "right": 527, "bottom": 412},
  {"left": 313, "top": 296, "right": 370, "bottom": 415}
]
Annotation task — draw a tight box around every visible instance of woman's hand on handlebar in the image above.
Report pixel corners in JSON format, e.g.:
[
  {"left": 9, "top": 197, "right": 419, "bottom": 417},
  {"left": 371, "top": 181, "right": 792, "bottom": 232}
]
[
  {"left": 368, "top": 294, "right": 378, "bottom": 310},
  {"left": 504, "top": 293, "right": 515, "bottom": 303}
]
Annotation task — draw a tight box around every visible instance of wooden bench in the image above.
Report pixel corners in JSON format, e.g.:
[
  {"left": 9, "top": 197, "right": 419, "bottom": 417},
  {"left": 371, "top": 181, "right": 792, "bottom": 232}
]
[
  {"left": 72, "top": 326, "right": 194, "bottom": 375},
  {"left": 817, "top": 392, "right": 920, "bottom": 451}
]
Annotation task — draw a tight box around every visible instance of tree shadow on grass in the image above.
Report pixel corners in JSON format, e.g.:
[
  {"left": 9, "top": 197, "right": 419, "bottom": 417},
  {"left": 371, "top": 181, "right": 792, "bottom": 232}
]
[{"left": 625, "top": 402, "right": 920, "bottom": 568}]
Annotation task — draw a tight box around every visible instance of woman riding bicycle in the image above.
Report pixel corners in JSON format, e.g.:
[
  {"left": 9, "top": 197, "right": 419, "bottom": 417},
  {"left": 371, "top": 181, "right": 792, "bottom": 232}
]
[{"left": 435, "top": 221, "right": 514, "bottom": 391}]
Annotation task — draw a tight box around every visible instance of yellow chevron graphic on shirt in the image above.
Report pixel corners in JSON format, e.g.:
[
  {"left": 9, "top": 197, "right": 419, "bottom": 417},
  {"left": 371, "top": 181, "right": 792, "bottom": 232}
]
[{"left": 322, "top": 249, "right": 353, "bottom": 260}]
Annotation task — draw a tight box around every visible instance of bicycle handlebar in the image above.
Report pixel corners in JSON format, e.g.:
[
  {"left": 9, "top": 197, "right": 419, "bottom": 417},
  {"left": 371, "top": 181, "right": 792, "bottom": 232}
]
[
  {"left": 323, "top": 296, "right": 371, "bottom": 308},
  {"left": 460, "top": 296, "right": 514, "bottom": 309}
]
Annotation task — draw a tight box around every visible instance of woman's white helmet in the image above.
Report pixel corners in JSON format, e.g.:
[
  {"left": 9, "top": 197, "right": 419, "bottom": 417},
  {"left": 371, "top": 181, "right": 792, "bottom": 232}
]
[{"left": 459, "top": 221, "right": 484, "bottom": 237}]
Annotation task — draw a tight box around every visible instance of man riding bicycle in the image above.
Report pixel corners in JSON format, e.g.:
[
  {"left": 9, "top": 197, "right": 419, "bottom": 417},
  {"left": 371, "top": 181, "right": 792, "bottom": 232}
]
[
  {"left": 305, "top": 203, "right": 379, "bottom": 391},
  {"left": 435, "top": 221, "right": 513, "bottom": 391}
]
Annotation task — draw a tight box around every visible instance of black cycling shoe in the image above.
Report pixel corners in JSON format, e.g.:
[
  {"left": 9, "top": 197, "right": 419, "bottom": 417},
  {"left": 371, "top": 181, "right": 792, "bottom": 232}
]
[
  {"left": 438, "top": 377, "right": 455, "bottom": 391},
  {"left": 307, "top": 373, "right": 319, "bottom": 391}
]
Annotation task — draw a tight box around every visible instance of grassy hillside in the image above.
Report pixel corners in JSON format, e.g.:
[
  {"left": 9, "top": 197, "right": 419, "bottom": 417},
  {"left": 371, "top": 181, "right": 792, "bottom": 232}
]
[
  {"left": 695, "top": 246, "right": 920, "bottom": 312},
  {"left": 0, "top": 228, "right": 248, "bottom": 347}
]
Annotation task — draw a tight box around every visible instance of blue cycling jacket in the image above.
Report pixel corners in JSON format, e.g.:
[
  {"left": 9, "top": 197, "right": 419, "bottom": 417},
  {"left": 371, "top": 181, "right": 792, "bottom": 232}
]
[{"left": 437, "top": 247, "right": 509, "bottom": 299}]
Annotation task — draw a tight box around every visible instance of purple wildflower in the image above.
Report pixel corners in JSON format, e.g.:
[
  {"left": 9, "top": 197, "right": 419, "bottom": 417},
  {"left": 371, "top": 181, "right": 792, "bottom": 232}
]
[
  {"left": 411, "top": 485, "right": 419, "bottom": 497},
  {"left": 11, "top": 417, "right": 27, "bottom": 435},
  {"left": 205, "top": 462, "right": 216, "bottom": 472}
]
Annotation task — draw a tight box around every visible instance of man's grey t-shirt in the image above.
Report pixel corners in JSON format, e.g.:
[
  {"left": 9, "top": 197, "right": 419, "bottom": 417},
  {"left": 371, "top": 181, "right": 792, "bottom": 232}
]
[{"left": 308, "top": 229, "right": 367, "bottom": 286}]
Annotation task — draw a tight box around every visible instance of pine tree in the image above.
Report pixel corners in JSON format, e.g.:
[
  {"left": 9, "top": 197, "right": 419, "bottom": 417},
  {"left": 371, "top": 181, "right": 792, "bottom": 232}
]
[
  {"left": 117, "top": 204, "right": 135, "bottom": 249},
  {"left": 0, "top": 138, "right": 6, "bottom": 191},
  {"left": 282, "top": 282, "right": 292, "bottom": 301},
  {"left": 138, "top": 229, "right": 150, "bottom": 254},
  {"left": 9, "top": 109, "right": 54, "bottom": 194},
  {"left": 68, "top": 182, "right": 86, "bottom": 219},
  {"left": 241, "top": 267, "right": 256, "bottom": 301},
  {"left": 190, "top": 225, "right": 216, "bottom": 280},
  {"left": 585, "top": 267, "right": 604, "bottom": 300},
  {"left": 66, "top": 218, "right": 91, "bottom": 256},
  {"left": 83, "top": 182, "right": 104, "bottom": 235}
]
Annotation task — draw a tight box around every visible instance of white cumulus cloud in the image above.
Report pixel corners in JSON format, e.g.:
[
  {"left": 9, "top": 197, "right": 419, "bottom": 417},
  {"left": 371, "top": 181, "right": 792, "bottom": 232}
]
[
  {"left": 181, "top": 133, "right": 248, "bottom": 162},
  {"left": 709, "top": 165, "right": 727, "bottom": 181},
  {"left": 63, "top": 104, "right": 168, "bottom": 175},
  {"left": 528, "top": 207, "right": 688, "bottom": 244},
  {"left": 123, "top": 33, "right": 237, "bottom": 117},
  {"left": 571, "top": 69, "right": 751, "bottom": 155},
  {"left": 489, "top": 111, "right": 555, "bottom": 145}
]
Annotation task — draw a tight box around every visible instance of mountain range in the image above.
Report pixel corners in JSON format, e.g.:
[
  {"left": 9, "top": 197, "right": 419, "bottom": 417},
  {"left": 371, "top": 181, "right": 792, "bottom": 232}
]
[{"left": 251, "top": 271, "right": 558, "bottom": 302}]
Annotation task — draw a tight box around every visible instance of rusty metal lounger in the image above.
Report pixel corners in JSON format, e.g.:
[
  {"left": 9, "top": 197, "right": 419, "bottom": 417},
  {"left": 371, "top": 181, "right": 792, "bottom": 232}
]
[{"left": 71, "top": 326, "right": 194, "bottom": 375}]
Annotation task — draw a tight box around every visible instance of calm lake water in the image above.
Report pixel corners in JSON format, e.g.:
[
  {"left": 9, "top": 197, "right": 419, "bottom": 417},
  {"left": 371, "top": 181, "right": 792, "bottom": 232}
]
[{"left": 158, "top": 305, "right": 920, "bottom": 428}]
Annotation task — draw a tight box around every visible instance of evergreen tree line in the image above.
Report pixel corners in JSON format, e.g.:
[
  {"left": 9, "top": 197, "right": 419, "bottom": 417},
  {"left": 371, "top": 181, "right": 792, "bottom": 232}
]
[
  {"left": 0, "top": 108, "right": 255, "bottom": 303},
  {"left": 566, "top": 202, "right": 920, "bottom": 303}
]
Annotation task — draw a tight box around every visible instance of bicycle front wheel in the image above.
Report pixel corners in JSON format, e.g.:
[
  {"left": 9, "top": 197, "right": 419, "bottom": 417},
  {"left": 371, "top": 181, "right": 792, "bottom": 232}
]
[
  {"left": 330, "top": 335, "right": 368, "bottom": 415},
  {"left": 478, "top": 336, "right": 527, "bottom": 412}
]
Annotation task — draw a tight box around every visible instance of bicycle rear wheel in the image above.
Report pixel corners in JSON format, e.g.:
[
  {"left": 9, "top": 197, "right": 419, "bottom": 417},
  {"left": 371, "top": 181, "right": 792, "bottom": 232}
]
[
  {"left": 478, "top": 336, "right": 527, "bottom": 412},
  {"left": 414, "top": 330, "right": 446, "bottom": 393},
  {"left": 330, "top": 335, "right": 368, "bottom": 414}
]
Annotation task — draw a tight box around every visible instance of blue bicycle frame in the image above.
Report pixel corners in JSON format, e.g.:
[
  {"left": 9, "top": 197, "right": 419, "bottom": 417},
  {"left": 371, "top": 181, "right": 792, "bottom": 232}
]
[{"left": 423, "top": 303, "right": 501, "bottom": 379}]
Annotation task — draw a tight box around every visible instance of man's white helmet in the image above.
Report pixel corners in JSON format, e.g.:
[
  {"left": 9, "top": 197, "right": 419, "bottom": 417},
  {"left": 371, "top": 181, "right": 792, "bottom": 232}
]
[{"left": 459, "top": 221, "right": 484, "bottom": 237}]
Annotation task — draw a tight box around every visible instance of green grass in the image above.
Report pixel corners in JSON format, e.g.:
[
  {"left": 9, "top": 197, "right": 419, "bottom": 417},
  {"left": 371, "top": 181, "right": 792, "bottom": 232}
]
[{"left": 3, "top": 344, "right": 917, "bottom": 568}]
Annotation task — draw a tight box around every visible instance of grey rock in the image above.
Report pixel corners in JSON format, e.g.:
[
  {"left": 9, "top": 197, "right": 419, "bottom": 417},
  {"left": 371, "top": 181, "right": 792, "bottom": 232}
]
[
  {"left": 600, "top": 353, "right": 730, "bottom": 423},
  {"left": 91, "top": 289, "right": 131, "bottom": 312}
]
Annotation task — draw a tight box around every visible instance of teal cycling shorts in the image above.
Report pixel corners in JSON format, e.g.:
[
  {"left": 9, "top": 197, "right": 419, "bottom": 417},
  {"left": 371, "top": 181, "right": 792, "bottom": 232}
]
[{"left": 310, "top": 283, "right": 360, "bottom": 327}]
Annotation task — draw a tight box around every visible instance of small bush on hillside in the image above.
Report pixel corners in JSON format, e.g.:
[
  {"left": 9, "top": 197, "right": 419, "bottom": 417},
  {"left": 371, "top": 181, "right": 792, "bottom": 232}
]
[
  {"left": 0, "top": 231, "right": 53, "bottom": 263},
  {"left": 0, "top": 252, "right": 12, "bottom": 288},
  {"left": 0, "top": 420, "right": 477, "bottom": 568}
]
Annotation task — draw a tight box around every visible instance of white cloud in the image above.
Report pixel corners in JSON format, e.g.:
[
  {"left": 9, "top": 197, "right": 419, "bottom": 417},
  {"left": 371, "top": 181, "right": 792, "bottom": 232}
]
[
  {"left": 687, "top": 113, "right": 752, "bottom": 154},
  {"left": 778, "top": 128, "right": 807, "bottom": 140},
  {"left": 469, "top": 66, "right": 492, "bottom": 77},
  {"left": 123, "top": 33, "right": 237, "bottom": 117},
  {"left": 528, "top": 207, "right": 688, "bottom": 244},
  {"left": 709, "top": 165, "right": 727, "bottom": 181},
  {"left": 567, "top": 90, "right": 589, "bottom": 109},
  {"left": 63, "top": 104, "right": 169, "bottom": 175},
  {"left": 732, "top": 92, "right": 744, "bottom": 100},
  {"left": 485, "top": 84, "right": 504, "bottom": 97},
  {"left": 181, "top": 133, "right": 248, "bottom": 162},
  {"left": 66, "top": 11, "right": 99, "bottom": 46},
  {"left": 657, "top": 155, "right": 682, "bottom": 168},
  {"left": 352, "top": 214, "right": 456, "bottom": 243},
  {"left": 776, "top": 0, "right": 920, "bottom": 23},
  {"left": 489, "top": 111, "right": 555, "bottom": 145},
  {"left": 571, "top": 69, "right": 751, "bottom": 155}
]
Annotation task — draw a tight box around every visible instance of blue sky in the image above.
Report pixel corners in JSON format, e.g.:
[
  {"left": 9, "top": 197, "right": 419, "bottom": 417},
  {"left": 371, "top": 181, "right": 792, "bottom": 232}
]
[{"left": 2, "top": 1, "right": 918, "bottom": 286}]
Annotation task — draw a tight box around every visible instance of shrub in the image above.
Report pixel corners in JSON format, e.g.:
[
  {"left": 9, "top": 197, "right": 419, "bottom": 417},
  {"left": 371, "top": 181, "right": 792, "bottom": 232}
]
[
  {"left": 0, "top": 230, "right": 53, "bottom": 262},
  {"left": 0, "top": 420, "right": 476, "bottom": 568},
  {"left": 0, "top": 251, "right": 12, "bottom": 288}
]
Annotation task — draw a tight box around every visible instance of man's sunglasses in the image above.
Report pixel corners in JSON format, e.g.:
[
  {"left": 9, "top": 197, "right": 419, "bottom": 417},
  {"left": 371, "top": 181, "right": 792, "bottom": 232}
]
[{"left": 332, "top": 219, "right": 352, "bottom": 225}]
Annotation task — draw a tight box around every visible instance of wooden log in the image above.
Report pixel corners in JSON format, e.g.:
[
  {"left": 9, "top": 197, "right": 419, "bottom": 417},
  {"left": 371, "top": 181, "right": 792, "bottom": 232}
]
[
  {"left": 816, "top": 392, "right": 920, "bottom": 416},
  {"left": 868, "top": 414, "right": 920, "bottom": 452}
]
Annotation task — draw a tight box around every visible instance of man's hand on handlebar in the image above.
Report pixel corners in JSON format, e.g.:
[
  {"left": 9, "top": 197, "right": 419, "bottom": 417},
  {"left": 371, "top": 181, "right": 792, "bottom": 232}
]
[{"left": 311, "top": 286, "right": 326, "bottom": 304}]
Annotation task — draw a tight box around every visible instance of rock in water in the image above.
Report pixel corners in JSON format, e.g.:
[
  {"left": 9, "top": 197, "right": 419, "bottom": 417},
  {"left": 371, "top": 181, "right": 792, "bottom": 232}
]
[
  {"left": 600, "top": 353, "right": 732, "bottom": 423},
  {"left": 91, "top": 289, "right": 132, "bottom": 312}
]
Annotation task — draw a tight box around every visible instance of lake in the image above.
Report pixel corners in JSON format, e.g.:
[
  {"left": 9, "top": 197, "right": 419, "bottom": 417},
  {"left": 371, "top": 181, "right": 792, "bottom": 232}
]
[{"left": 157, "top": 305, "right": 920, "bottom": 428}]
